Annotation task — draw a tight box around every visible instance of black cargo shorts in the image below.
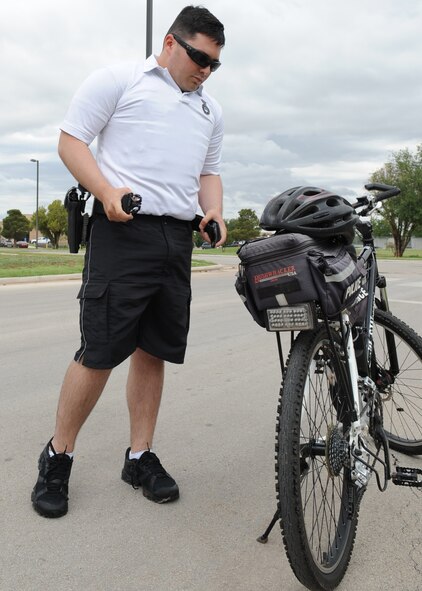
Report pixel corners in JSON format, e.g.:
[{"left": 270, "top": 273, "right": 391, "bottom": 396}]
[{"left": 74, "top": 214, "right": 193, "bottom": 368}]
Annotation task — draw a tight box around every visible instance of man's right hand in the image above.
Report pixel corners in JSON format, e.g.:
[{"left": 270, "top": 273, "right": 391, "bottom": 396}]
[{"left": 101, "top": 187, "right": 135, "bottom": 222}]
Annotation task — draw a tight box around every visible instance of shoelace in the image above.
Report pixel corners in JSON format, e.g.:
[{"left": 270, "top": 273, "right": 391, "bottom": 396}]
[
  {"left": 44, "top": 455, "right": 71, "bottom": 492},
  {"left": 139, "top": 453, "right": 167, "bottom": 476},
  {"left": 131, "top": 452, "right": 167, "bottom": 489}
]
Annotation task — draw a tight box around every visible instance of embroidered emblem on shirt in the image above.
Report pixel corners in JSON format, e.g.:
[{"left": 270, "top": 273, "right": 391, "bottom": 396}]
[{"left": 201, "top": 100, "right": 210, "bottom": 115}]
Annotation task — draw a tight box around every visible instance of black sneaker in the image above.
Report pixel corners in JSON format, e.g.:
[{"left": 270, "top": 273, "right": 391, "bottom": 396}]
[
  {"left": 121, "top": 449, "right": 179, "bottom": 503},
  {"left": 31, "top": 439, "right": 73, "bottom": 518}
]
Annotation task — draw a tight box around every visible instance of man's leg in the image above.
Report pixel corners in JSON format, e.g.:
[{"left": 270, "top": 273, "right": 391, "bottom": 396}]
[
  {"left": 52, "top": 360, "right": 112, "bottom": 452},
  {"left": 122, "top": 348, "right": 179, "bottom": 502},
  {"left": 32, "top": 360, "right": 111, "bottom": 517},
  {"left": 126, "top": 348, "right": 164, "bottom": 451}
]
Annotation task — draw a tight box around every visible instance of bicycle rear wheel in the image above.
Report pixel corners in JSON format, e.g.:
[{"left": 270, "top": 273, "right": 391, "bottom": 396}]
[
  {"left": 373, "top": 309, "right": 422, "bottom": 454},
  {"left": 276, "top": 325, "right": 360, "bottom": 591}
]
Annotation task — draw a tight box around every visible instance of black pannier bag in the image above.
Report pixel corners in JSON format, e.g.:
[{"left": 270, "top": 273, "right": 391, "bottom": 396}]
[
  {"left": 235, "top": 233, "right": 323, "bottom": 327},
  {"left": 307, "top": 246, "right": 368, "bottom": 323},
  {"left": 235, "top": 233, "right": 368, "bottom": 328}
]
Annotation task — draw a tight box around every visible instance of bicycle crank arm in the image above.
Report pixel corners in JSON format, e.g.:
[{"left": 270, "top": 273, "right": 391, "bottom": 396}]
[{"left": 392, "top": 467, "right": 422, "bottom": 488}]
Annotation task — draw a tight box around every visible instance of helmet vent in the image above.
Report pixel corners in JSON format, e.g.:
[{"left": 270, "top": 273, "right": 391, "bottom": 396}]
[
  {"left": 306, "top": 205, "right": 319, "bottom": 215},
  {"left": 326, "top": 197, "right": 340, "bottom": 207}
]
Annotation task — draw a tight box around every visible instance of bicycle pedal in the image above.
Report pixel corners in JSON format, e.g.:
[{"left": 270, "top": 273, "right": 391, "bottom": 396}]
[{"left": 392, "top": 467, "right": 422, "bottom": 488}]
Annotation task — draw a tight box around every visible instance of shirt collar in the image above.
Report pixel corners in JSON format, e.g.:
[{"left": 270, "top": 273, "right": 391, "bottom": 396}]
[{"left": 143, "top": 55, "right": 203, "bottom": 96}]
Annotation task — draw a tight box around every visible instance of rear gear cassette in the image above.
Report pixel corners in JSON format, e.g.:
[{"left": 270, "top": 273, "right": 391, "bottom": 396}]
[{"left": 326, "top": 425, "right": 349, "bottom": 477}]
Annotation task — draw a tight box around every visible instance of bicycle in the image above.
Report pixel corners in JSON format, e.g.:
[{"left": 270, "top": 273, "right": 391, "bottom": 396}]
[{"left": 235, "top": 183, "right": 422, "bottom": 591}]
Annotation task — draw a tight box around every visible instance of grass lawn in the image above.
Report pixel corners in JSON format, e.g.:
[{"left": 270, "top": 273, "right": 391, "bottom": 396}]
[
  {"left": 193, "top": 246, "right": 422, "bottom": 259},
  {"left": 192, "top": 246, "right": 240, "bottom": 255},
  {"left": 0, "top": 248, "right": 215, "bottom": 278},
  {"left": 1, "top": 246, "right": 421, "bottom": 279}
]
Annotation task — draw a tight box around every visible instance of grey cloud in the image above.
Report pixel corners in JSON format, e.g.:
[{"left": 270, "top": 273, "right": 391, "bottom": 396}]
[{"left": 1, "top": 0, "right": 421, "bottom": 222}]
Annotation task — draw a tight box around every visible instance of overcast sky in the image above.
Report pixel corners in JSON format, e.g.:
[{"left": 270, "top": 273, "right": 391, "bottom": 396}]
[{"left": 1, "top": 0, "right": 421, "bottom": 221}]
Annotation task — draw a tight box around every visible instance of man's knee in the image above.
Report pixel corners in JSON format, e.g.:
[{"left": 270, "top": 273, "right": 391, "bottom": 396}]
[{"left": 131, "top": 348, "right": 164, "bottom": 370}]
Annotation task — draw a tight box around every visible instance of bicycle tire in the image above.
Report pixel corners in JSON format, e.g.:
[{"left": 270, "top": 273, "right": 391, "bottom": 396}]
[
  {"left": 276, "top": 325, "right": 360, "bottom": 591},
  {"left": 373, "top": 309, "right": 422, "bottom": 454}
]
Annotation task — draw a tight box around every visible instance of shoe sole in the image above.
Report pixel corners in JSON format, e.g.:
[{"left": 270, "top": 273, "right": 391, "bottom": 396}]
[
  {"left": 143, "top": 489, "right": 179, "bottom": 504},
  {"left": 121, "top": 473, "right": 179, "bottom": 503}
]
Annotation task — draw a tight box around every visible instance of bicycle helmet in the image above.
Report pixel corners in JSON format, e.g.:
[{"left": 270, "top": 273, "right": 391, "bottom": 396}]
[{"left": 260, "top": 186, "right": 358, "bottom": 244}]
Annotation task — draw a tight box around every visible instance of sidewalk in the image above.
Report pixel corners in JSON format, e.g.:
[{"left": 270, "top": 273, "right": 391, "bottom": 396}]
[{"left": 0, "top": 263, "right": 224, "bottom": 286}]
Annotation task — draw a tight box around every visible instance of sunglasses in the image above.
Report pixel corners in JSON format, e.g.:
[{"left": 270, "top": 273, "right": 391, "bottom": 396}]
[{"left": 172, "top": 33, "right": 221, "bottom": 72}]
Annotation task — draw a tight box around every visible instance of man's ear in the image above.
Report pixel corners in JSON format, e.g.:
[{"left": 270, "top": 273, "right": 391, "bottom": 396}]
[
  {"left": 163, "top": 34, "right": 176, "bottom": 53},
  {"left": 157, "top": 34, "right": 174, "bottom": 66}
]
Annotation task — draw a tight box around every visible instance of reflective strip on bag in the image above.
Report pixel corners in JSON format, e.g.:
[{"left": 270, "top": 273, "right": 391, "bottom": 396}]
[{"left": 323, "top": 260, "right": 356, "bottom": 283}]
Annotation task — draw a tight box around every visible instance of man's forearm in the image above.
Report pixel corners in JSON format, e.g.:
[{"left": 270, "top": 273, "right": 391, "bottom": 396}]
[
  {"left": 198, "top": 174, "right": 223, "bottom": 215},
  {"left": 58, "top": 131, "right": 133, "bottom": 222},
  {"left": 198, "top": 174, "right": 226, "bottom": 245}
]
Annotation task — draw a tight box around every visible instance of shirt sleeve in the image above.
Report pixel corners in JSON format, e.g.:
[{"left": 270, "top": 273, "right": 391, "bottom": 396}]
[
  {"left": 201, "top": 97, "right": 224, "bottom": 175},
  {"left": 60, "top": 65, "right": 127, "bottom": 145}
]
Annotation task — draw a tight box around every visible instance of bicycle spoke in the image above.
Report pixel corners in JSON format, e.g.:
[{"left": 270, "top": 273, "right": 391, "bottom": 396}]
[{"left": 373, "top": 309, "right": 422, "bottom": 453}]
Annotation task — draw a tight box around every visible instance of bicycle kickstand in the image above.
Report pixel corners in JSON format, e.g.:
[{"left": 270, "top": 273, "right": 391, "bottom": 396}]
[{"left": 257, "top": 509, "right": 280, "bottom": 544}]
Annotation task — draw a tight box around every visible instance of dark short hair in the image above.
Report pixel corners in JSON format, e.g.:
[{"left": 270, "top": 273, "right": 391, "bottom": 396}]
[{"left": 167, "top": 5, "right": 225, "bottom": 47}]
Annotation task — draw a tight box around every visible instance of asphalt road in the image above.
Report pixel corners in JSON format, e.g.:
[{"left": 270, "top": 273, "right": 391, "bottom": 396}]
[{"left": 0, "top": 259, "right": 421, "bottom": 591}]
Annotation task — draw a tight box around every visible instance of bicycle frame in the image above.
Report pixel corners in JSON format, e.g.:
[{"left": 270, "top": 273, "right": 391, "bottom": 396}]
[
  {"left": 274, "top": 216, "right": 398, "bottom": 491},
  {"left": 320, "top": 221, "right": 395, "bottom": 490},
  {"left": 355, "top": 219, "right": 401, "bottom": 388}
]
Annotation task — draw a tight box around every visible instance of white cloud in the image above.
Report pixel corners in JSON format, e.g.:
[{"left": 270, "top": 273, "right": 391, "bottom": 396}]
[{"left": 1, "top": 0, "right": 421, "bottom": 219}]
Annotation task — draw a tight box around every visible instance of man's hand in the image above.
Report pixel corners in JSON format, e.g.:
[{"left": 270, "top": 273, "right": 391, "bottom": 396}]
[
  {"left": 199, "top": 209, "right": 226, "bottom": 247},
  {"left": 100, "top": 187, "right": 135, "bottom": 222}
]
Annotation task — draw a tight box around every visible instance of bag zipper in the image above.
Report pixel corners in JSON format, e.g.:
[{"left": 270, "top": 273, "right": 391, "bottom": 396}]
[{"left": 239, "top": 237, "right": 318, "bottom": 266}]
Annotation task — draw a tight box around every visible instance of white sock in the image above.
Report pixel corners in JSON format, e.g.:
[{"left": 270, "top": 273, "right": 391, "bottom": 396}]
[
  {"left": 129, "top": 449, "right": 150, "bottom": 460},
  {"left": 48, "top": 448, "right": 73, "bottom": 459}
]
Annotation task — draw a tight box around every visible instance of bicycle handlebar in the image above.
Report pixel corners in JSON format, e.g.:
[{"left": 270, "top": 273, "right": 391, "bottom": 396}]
[
  {"left": 364, "top": 183, "right": 401, "bottom": 202},
  {"left": 352, "top": 183, "right": 401, "bottom": 213}
]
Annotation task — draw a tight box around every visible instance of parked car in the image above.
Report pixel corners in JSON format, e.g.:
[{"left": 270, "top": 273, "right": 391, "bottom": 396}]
[
  {"left": 0, "top": 239, "right": 13, "bottom": 248},
  {"left": 30, "top": 237, "right": 50, "bottom": 245},
  {"left": 36, "top": 237, "right": 51, "bottom": 247},
  {"left": 16, "top": 241, "right": 29, "bottom": 248},
  {"left": 201, "top": 242, "right": 212, "bottom": 249}
]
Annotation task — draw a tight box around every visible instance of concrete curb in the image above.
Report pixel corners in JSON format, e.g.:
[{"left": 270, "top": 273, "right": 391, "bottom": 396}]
[{"left": 0, "top": 264, "right": 224, "bottom": 286}]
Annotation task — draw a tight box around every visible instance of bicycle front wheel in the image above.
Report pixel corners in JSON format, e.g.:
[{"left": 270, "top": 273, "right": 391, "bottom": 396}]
[
  {"left": 276, "top": 326, "right": 360, "bottom": 591},
  {"left": 373, "top": 309, "right": 422, "bottom": 454}
]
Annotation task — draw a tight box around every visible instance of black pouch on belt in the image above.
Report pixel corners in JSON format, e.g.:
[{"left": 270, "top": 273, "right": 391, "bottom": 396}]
[{"left": 64, "top": 184, "right": 91, "bottom": 253}]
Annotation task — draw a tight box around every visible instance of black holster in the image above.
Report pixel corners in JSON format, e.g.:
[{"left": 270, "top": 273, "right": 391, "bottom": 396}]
[{"left": 64, "top": 185, "right": 91, "bottom": 253}]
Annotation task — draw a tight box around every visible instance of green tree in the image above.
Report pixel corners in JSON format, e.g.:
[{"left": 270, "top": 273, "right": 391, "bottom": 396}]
[
  {"left": 371, "top": 216, "right": 391, "bottom": 238},
  {"left": 226, "top": 208, "right": 260, "bottom": 242},
  {"left": 2, "top": 209, "right": 30, "bottom": 242},
  {"left": 370, "top": 145, "right": 422, "bottom": 256},
  {"left": 32, "top": 200, "right": 67, "bottom": 249}
]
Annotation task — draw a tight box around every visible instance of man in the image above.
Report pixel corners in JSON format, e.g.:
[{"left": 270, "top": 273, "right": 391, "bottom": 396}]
[{"left": 32, "top": 5, "right": 226, "bottom": 518}]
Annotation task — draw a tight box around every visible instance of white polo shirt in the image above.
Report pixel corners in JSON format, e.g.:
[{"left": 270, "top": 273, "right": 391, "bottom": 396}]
[{"left": 61, "top": 55, "right": 223, "bottom": 220}]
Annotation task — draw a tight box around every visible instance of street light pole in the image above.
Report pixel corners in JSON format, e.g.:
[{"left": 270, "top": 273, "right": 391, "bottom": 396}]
[
  {"left": 146, "top": 0, "right": 153, "bottom": 58},
  {"left": 30, "top": 158, "right": 39, "bottom": 249}
]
